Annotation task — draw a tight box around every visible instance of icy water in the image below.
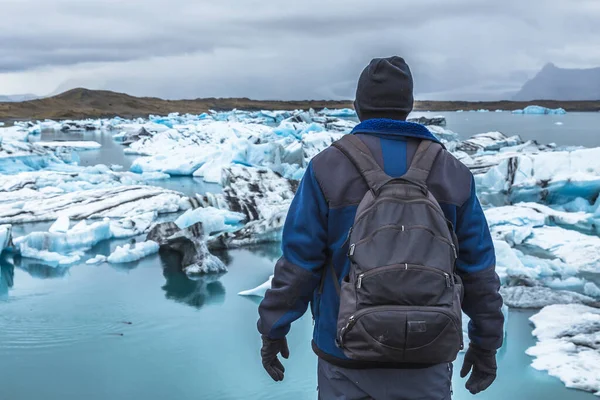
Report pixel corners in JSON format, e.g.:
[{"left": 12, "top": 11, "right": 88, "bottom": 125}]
[
  {"left": 0, "top": 247, "right": 596, "bottom": 400},
  {"left": 415, "top": 111, "right": 600, "bottom": 147},
  {"left": 2, "top": 113, "right": 600, "bottom": 399}
]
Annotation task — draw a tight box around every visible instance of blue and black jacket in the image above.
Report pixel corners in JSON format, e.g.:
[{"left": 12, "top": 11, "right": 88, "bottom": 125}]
[{"left": 258, "top": 119, "right": 504, "bottom": 368}]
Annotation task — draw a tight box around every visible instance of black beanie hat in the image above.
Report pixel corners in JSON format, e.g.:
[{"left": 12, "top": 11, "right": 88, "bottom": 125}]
[{"left": 354, "top": 56, "right": 414, "bottom": 121}]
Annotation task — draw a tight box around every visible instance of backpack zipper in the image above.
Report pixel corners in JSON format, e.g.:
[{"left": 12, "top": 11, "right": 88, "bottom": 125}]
[
  {"left": 353, "top": 224, "right": 456, "bottom": 252},
  {"left": 356, "top": 263, "right": 453, "bottom": 289},
  {"left": 339, "top": 305, "right": 461, "bottom": 348},
  {"left": 354, "top": 197, "right": 447, "bottom": 228}
]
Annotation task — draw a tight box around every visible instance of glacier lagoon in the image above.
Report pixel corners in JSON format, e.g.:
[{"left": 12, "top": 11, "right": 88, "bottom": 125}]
[
  {"left": 1, "top": 109, "right": 600, "bottom": 399},
  {"left": 0, "top": 247, "right": 595, "bottom": 400}
]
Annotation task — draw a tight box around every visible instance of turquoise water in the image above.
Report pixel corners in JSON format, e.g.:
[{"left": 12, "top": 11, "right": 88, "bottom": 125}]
[
  {"left": 0, "top": 246, "right": 595, "bottom": 400},
  {"left": 416, "top": 111, "right": 600, "bottom": 147},
  {"left": 2, "top": 114, "right": 600, "bottom": 399}
]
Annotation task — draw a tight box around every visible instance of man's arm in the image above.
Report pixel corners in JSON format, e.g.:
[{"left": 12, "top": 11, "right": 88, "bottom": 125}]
[
  {"left": 455, "top": 176, "right": 504, "bottom": 351},
  {"left": 258, "top": 161, "right": 329, "bottom": 339}
]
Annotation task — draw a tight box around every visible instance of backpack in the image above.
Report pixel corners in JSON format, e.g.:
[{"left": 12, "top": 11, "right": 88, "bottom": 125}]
[{"left": 330, "top": 135, "right": 464, "bottom": 364}]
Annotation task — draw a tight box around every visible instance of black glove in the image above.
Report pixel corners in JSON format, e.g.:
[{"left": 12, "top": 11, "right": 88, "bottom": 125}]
[
  {"left": 261, "top": 335, "right": 290, "bottom": 382},
  {"left": 460, "top": 344, "right": 497, "bottom": 395}
]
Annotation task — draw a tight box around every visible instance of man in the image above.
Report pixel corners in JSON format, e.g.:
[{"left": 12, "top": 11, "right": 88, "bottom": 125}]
[{"left": 257, "top": 56, "right": 504, "bottom": 399}]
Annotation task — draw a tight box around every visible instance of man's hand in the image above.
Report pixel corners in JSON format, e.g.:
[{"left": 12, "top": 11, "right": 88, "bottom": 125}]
[
  {"left": 460, "top": 344, "right": 497, "bottom": 395},
  {"left": 261, "top": 336, "right": 290, "bottom": 382}
]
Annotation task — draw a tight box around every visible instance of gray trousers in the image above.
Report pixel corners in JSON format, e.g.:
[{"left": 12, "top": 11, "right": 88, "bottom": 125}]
[{"left": 318, "top": 359, "right": 453, "bottom": 400}]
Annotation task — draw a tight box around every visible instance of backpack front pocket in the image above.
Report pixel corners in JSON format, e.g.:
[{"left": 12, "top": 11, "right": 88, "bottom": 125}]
[
  {"left": 338, "top": 305, "right": 461, "bottom": 364},
  {"left": 355, "top": 264, "right": 454, "bottom": 308}
]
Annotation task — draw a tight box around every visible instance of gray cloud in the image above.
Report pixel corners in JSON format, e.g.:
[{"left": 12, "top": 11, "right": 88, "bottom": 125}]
[{"left": 1, "top": 0, "right": 599, "bottom": 100}]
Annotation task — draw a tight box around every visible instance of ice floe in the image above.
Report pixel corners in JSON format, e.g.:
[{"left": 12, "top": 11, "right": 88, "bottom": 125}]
[
  {"left": 1, "top": 224, "right": 12, "bottom": 253},
  {"left": 501, "top": 286, "right": 599, "bottom": 308},
  {"left": 35, "top": 141, "right": 102, "bottom": 150},
  {"left": 238, "top": 275, "right": 274, "bottom": 297},
  {"left": 49, "top": 215, "right": 70, "bottom": 233},
  {"left": 147, "top": 222, "right": 227, "bottom": 275},
  {"left": 107, "top": 241, "right": 160, "bottom": 264},
  {"left": 86, "top": 254, "right": 107, "bottom": 265},
  {"left": 512, "top": 106, "right": 567, "bottom": 115},
  {"left": 527, "top": 304, "right": 600, "bottom": 395}
]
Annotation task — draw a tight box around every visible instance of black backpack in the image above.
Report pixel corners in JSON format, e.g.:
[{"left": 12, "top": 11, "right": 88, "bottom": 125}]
[{"left": 331, "top": 135, "right": 464, "bottom": 364}]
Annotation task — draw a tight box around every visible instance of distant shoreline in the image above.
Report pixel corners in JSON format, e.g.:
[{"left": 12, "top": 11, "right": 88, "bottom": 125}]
[{"left": 1, "top": 88, "right": 599, "bottom": 121}]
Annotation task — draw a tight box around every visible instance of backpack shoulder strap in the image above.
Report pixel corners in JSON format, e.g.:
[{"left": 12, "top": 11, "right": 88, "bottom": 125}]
[
  {"left": 331, "top": 135, "right": 392, "bottom": 194},
  {"left": 401, "top": 140, "right": 443, "bottom": 186}
]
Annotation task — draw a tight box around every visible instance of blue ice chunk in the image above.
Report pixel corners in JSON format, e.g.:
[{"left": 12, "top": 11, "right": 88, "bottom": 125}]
[
  {"left": 175, "top": 207, "right": 246, "bottom": 234},
  {"left": 512, "top": 106, "right": 567, "bottom": 115},
  {"left": 320, "top": 108, "right": 357, "bottom": 118},
  {"left": 107, "top": 241, "right": 159, "bottom": 264}
]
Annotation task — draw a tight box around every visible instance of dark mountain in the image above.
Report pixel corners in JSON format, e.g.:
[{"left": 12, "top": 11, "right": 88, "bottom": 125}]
[{"left": 514, "top": 63, "right": 600, "bottom": 101}]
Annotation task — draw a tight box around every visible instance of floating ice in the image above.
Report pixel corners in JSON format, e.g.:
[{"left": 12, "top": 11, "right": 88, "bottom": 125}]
[
  {"left": 512, "top": 106, "right": 567, "bottom": 115},
  {"left": 426, "top": 126, "right": 459, "bottom": 143},
  {"left": 407, "top": 116, "right": 446, "bottom": 127},
  {"left": 175, "top": 207, "right": 245, "bottom": 234},
  {"left": 319, "top": 108, "right": 357, "bottom": 118},
  {"left": 14, "top": 220, "right": 112, "bottom": 263},
  {"left": 584, "top": 282, "right": 600, "bottom": 298},
  {"left": 458, "top": 132, "right": 522, "bottom": 153},
  {"left": 86, "top": 254, "right": 107, "bottom": 265},
  {"left": 49, "top": 215, "right": 70, "bottom": 233},
  {"left": 238, "top": 275, "right": 273, "bottom": 297},
  {"left": 527, "top": 304, "right": 600, "bottom": 395},
  {"left": 1, "top": 224, "right": 12, "bottom": 253},
  {"left": 35, "top": 141, "right": 102, "bottom": 150},
  {"left": 107, "top": 241, "right": 159, "bottom": 264},
  {"left": 474, "top": 147, "right": 600, "bottom": 205},
  {"left": 147, "top": 222, "right": 226, "bottom": 275},
  {"left": 501, "top": 286, "right": 599, "bottom": 308}
]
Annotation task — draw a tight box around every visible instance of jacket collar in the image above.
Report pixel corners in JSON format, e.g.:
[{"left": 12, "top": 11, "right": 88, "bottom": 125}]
[{"left": 350, "top": 118, "right": 441, "bottom": 144}]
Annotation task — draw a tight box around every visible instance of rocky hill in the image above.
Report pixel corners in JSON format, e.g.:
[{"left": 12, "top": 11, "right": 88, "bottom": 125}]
[{"left": 1, "top": 88, "right": 600, "bottom": 121}]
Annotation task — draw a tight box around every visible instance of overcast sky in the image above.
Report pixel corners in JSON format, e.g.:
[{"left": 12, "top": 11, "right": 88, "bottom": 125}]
[{"left": 1, "top": 0, "right": 599, "bottom": 100}]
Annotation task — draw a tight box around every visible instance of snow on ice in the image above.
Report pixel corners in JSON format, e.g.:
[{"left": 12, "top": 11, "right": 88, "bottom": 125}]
[
  {"left": 238, "top": 275, "right": 274, "bottom": 297},
  {"left": 107, "top": 241, "right": 160, "bottom": 264},
  {"left": 528, "top": 304, "right": 600, "bottom": 396},
  {"left": 1, "top": 224, "right": 12, "bottom": 253}
]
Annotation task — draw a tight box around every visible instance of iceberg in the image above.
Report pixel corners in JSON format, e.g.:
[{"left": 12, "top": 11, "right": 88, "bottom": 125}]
[
  {"left": 474, "top": 147, "right": 600, "bottom": 205},
  {"left": 49, "top": 215, "right": 70, "bottom": 233},
  {"left": 238, "top": 275, "right": 273, "bottom": 297},
  {"left": 319, "top": 108, "right": 357, "bottom": 118},
  {"left": 512, "top": 106, "right": 567, "bottom": 115},
  {"left": 0, "top": 179, "right": 190, "bottom": 225},
  {"left": 584, "top": 282, "right": 600, "bottom": 298},
  {"left": 107, "top": 241, "right": 159, "bottom": 264},
  {"left": 35, "top": 141, "right": 102, "bottom": 150},
  {"left": 86, "top": 254, "right": 107, "bottom": 265},
  {"left": 457, "top": 132, "right": 522, "bottom": 153},
  {"left": 18, "top": 220, "right": 112, "bottom": 253},
  {"left": 175, "top": 207, "right": 245, "bottom": 234},
  {"left": 407, "top": 116, "right": 446, "bottom": 127},
  {"left": 527, "top": 304, "right": 600, "bottom": 395},
  {"left": 147, "top": 222, "right": 227, "bottom": 275},
  {"left": 0, "top": 141, "right": 73, "bottom": 174},
  {"left": 500, "top": 286, "right": 599, "bottom": 308},
  {"left": 1, "top": 224, "right": 12, "bottom": 253},
  {"left": 426, "top": 126, "right": 459, "bottom": 143}
]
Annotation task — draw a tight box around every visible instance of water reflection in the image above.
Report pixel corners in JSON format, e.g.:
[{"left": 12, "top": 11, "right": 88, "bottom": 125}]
[
  {"left": 159, "top": 250, "right": 226, "bottom": 309},
  {"left": 13, "top": 254, "right": 70, "bottom": 279},
  {"left": 0, "top": 255, "right": 15, "bottom": 298}
]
